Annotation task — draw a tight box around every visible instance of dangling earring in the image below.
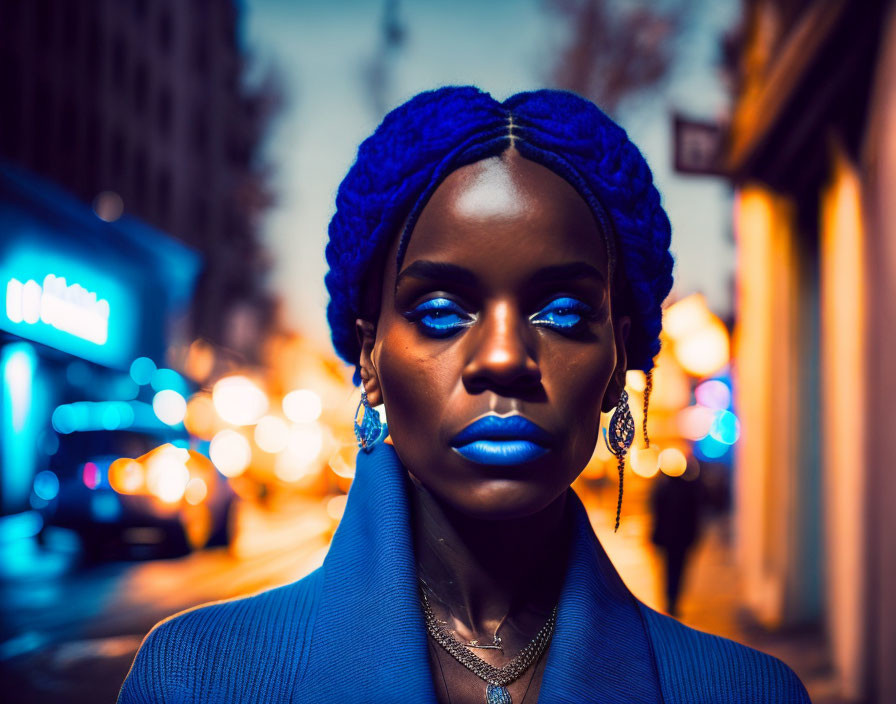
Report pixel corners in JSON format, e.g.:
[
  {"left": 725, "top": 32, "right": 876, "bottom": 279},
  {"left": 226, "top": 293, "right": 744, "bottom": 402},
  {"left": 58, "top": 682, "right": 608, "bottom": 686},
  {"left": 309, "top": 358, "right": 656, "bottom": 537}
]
[
  {"left": 642, "top": 369, "right": 653, "bottom": 448},
  {"left": 354, "top": 387, "right": 388, "bottom": 452},
  {"left": 604, "top": 389, "right": 635, "bottom": 532}
]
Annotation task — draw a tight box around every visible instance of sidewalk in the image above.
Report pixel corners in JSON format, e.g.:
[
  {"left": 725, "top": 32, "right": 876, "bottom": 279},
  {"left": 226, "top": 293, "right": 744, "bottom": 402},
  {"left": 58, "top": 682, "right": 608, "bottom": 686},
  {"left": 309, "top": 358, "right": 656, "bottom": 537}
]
[
  {"left": 679, "top": 520, "right": 843, "bottom": 704},
  {"left": 584, "top": 484, "right": 843, "bottom": 703}
]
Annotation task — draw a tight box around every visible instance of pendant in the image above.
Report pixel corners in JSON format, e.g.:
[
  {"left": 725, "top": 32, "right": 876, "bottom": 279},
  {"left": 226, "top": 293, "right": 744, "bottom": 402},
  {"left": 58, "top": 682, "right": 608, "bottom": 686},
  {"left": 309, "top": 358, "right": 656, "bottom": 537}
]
[
  {"left": 486, "top": 684, "right": 512, "bottom": 704},
  {"left": 466, "top": 635, "right": 502, "bottom": 650}
]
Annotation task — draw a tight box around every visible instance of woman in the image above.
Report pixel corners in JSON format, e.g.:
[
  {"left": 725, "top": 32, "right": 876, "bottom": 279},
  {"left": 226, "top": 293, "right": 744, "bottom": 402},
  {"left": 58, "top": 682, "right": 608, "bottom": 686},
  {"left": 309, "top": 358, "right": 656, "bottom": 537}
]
[{"left": 119, "top": 87, "right": 809, "bottom": 703}]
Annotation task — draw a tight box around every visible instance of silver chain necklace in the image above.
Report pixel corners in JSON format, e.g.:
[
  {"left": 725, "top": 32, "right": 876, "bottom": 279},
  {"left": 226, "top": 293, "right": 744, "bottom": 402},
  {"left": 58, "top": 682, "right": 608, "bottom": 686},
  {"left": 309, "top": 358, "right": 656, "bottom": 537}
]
[{"left": 420, "top": 588, "right": 557, "bottom": 704}]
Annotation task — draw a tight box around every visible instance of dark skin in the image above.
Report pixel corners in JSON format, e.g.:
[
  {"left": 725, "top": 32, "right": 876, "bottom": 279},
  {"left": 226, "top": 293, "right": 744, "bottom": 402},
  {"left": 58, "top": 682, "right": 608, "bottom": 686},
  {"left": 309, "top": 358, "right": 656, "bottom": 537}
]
[{"left": 356, "top": 148, "right": 630, "bottom": 703}]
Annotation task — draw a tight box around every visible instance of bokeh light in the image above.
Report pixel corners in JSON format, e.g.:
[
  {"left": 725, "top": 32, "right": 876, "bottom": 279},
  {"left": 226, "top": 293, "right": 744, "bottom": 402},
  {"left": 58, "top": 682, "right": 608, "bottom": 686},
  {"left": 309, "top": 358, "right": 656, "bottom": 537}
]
[
  {"left": 184, "top": 477, "right": 208, "bottom": 506},
  {"left": 694, "top": 379, "right": 731, "bottom": 410},
  {"left": 213, "top": 376, "right": 268, "bottom": 426},
  {"left": 659, "top": 448, "right": 688, "bottom": 477},
  {"left": 710, "top": 410, "right": 741, "bottom": 445},
  {"left": 254, "top": 415, "right": 289, "bottom": 453},
  {"left": 93, "top": 190, "right": 124, "bottom": 221},
  {"left": 91, "top": 492, "right": 121, "bottom": 521},
  {"left": 151, "top": 368, "right": 188, "bottom": 395},
  {"left": 184, "top": 339, "right": 215, "bottom": 382},
  {"left": 39, "top": 431, "right": 59, "bottom": 456},
  {"left": 326, "top": 494, "right": 348, "bottom": 521},
  {"left": 285, "top": 423, "right": 324, "bottom": 465},
  {"left": 129, "top": 356, "right": 156, "bottom": 385},
  {"left": 209, "top": 429, "right": 252, "bottom": 477},
  {"left": 676, "top": 405, "right": 715, "bottom": 440},
  {"left": 108, "top": 459, "right": 144, "bottom": 494},
  {"left": 674, "top": 316, "right": 730, "bottom": 377},
  {"left": 695, "top": 434, "right": 730, "bottom": 460},
  {"left": 153, "top": 389, "right": 187, "bottom": 425},
  {"left": 51, "top": 404, "right": 76, "bottom": 434},
  {"left": 328, "top": 444, "right": 357, "bottom": 479},
  {"left": 111, "top": 375, "right": 140, "bottom": 400},
  {"left": 33, "top": 470, "right": 60, "bottom": 501},
  {"left": 630, "top": 446, "right": 660, "bottom": 478},
  {"left": 663, "top": 294, "right": 711, "bottom": 340},
  {"left": 282, "top": 389, "right": 322, "bottom": 424},
  {"left": 145, "top": 445, "right": 191, "bottom": 503},
  {"left": 274, "top": 453, "right": 316, "bottom": 482},
  {"left": 625, "top": 370, "right": 647, "bottom": 393},
  {"left": 100, "top": 403, "right": 122, "bottom": 430},
  {"left": 82, "top": 461, "right": 100, "bottom": 489},
  {"left": 184, "top": 393, "right": 217, "bottom": 440}
]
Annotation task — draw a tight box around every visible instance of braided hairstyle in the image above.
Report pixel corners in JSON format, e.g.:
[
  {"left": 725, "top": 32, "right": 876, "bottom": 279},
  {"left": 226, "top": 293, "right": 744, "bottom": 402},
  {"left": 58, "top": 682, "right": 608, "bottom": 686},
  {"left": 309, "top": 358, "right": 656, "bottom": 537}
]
[{"left": 325, "top": 86, "right": 674, "bottom": 386}]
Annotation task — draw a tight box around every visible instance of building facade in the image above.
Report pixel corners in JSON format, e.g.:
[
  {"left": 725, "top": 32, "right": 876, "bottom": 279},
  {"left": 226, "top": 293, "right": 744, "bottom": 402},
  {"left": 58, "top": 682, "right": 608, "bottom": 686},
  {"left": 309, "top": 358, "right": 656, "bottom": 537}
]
[
  {"left": 0, "top": 0, "right": 272, "bottom": 351},
  {"left": 727, "top": 1, "right": 895, "bottom": 701}
]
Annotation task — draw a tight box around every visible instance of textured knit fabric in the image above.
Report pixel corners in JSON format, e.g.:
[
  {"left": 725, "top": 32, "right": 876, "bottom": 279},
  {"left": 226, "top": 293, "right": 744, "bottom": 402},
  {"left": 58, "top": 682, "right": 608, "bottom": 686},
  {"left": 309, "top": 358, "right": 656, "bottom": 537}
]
[
  {"left": 324, "top": 86, "right": 675, "bottom": 381},
  {"left": 118, "top": 443, "right": 810, "bottom": 703}
]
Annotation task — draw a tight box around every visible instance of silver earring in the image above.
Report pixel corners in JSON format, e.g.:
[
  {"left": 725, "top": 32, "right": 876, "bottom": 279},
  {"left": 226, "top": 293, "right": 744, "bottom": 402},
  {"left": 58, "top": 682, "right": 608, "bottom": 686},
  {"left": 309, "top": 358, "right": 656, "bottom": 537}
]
[
  {"left": 354, "top": 388, "right": 388, "bottom": 452},
  {"left": 604, "top": 389, "right": 635, "bottom": 532}
]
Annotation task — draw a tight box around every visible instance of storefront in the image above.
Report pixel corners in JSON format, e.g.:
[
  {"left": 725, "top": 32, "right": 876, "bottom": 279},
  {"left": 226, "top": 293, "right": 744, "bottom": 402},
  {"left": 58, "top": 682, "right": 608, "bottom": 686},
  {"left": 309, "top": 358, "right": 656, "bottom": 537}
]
[
  {"left": 0, "top": 163, "right": 200, "bottom": 517},
  {"left": 728, "top": 1, "right": 895, "bottom": 700}
]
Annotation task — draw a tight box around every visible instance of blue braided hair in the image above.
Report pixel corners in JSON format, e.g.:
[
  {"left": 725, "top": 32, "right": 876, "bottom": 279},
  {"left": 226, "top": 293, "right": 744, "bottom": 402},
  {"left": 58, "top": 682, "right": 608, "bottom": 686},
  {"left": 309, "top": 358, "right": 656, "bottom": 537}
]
[{"left": 325, "top": 86, "right": 674, "bottom": 384}]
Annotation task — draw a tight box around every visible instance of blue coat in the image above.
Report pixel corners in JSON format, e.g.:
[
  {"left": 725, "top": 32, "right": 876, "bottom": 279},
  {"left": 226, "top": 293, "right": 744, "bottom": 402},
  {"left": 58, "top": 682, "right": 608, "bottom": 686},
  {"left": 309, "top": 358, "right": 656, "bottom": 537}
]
[{"left": 119, "top": 443, "right": 810, "bottom": 703}]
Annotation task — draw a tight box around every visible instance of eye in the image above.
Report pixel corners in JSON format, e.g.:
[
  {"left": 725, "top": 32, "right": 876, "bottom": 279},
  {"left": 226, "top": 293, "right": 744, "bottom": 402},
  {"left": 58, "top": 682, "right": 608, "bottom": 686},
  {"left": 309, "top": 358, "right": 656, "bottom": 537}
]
[
  {"left": 530, "top": 296, "right": 595, "bottom": 332},
  {"left": 404, "top": 297, "right": 474, "bottom": 338}
]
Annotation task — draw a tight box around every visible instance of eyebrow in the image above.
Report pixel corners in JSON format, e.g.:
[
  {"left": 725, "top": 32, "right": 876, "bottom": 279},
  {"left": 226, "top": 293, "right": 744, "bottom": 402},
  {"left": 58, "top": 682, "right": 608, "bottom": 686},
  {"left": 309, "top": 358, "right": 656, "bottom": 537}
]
[
  {"left": 395, "top": 261, "right": 479, "bottom": 292},
  {"left": 394, "top": 259, "right": 605, "bottom": 293},
  {"left": 529, "top": 262, "right": 606, "bottom": 287}
]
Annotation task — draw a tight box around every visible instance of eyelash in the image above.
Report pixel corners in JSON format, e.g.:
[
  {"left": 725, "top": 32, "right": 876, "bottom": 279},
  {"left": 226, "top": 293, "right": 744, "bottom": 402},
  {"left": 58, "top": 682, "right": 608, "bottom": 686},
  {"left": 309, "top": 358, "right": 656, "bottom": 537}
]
[
  {"left": 404, "top": 298, "right": 474, "bottom": 338},
  {"left": 403, "top": 296, "right": 596, "bottom": 338}
]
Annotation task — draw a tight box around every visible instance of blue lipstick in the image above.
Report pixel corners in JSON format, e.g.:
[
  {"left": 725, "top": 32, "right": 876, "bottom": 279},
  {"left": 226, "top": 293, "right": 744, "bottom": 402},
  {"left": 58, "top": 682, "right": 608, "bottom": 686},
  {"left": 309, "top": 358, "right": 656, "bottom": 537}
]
[{"left": 450, "top": 414, "right": 552, "bottom": 466}]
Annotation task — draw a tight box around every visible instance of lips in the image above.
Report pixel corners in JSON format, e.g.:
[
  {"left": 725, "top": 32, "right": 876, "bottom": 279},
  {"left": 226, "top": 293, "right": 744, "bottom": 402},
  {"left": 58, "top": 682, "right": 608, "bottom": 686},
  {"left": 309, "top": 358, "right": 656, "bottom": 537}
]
[{"left": 450, "top": 414, "right": 552, "bottom": 466}]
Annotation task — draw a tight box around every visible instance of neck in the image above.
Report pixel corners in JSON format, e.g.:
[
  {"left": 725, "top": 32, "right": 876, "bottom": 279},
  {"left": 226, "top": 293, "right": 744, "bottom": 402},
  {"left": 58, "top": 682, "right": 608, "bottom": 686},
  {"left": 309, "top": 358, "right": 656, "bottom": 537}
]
[{"left": 408, "top": 473, "right": 571, "bottom": 635}]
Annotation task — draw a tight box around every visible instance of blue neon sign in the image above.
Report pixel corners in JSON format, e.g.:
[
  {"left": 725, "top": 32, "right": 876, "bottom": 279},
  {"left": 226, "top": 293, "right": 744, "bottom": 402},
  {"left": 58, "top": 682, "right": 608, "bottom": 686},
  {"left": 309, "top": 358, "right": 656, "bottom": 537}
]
[{"left": 0, "top": 246, "right": 138, "bottom": 367}]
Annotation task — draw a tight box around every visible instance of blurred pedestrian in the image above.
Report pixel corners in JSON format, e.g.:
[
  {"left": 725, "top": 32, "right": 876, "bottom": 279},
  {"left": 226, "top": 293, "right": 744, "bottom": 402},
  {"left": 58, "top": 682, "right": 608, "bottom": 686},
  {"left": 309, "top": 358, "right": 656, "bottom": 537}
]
[{"left": 650, "top": 469, "right": 703, "bottom": 617}]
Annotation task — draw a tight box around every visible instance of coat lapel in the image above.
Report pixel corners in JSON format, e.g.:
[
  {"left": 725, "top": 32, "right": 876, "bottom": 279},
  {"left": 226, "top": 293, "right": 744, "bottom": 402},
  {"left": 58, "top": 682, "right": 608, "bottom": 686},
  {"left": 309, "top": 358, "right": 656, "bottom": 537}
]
[
  {"left": 303, "top": 443, "right": 437, "bottom": 700},
  {"left": 538, "top": 490, "right": 663, "bottom": 702},
  {"left": 303, "top": 443, "right": 661, "bottom": 702}
]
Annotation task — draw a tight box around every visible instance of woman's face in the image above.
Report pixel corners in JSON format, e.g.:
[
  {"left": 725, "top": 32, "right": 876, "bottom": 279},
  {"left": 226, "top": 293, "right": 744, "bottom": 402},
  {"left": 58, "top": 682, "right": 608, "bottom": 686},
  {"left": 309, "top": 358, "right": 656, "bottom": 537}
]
[{"left": 358, "top": 149, "right": 629, "bottom": 520}]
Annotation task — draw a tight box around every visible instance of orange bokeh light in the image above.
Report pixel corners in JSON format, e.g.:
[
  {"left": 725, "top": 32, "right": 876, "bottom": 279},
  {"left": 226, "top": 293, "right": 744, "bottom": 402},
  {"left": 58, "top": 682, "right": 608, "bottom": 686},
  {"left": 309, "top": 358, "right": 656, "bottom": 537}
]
[{"left": 184, "top": 393, "right": 217, "bottom": 440}]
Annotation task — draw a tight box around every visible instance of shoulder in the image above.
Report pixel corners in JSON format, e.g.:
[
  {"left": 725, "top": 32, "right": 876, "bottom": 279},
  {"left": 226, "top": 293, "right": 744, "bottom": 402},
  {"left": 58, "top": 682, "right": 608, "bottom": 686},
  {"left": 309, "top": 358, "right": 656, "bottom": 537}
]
[
  {"left": 638, "top": 603, "right": 811, "bottom": 704},
  {"left": 117, "top": 568, "right": 323, "bottom": 704}
]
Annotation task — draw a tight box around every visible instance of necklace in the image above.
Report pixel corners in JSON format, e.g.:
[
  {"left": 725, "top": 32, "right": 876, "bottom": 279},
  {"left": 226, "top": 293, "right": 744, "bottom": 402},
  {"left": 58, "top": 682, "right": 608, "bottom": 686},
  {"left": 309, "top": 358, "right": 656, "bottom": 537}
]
[
  {"left": 418, "top": 576, "right": 509, "bottom": 651},
  {"left": 420, "top": 588, "right": 557, "bottom": 704},
  {"left": 464, "top": 611, "right": 507, "bottom": 651}
]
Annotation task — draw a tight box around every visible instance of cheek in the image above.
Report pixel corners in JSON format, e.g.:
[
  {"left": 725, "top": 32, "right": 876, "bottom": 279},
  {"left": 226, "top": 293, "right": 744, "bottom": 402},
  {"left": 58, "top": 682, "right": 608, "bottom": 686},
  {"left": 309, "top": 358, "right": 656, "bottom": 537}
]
[
  {"left": 542, "top": 339, "right": 617, "bottom": 460},
  {"left": 374, "top": 326, "right": 452, "bottom": 438}
]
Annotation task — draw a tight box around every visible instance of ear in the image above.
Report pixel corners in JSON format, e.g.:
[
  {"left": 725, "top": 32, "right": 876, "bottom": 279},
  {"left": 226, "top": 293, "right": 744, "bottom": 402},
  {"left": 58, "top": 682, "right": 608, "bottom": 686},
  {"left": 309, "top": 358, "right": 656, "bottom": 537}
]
[
  {"left": 355, "top": 318, "right": 383, "bottom": 406},
  {"left": 601, "top": 315, "right": 630, "bottom": 414}
]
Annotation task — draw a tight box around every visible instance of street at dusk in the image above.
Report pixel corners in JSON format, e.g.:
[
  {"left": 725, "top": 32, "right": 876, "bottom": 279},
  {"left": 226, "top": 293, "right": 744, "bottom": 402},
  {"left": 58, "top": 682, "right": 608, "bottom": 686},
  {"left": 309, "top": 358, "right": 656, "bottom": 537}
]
[{"left": 2, "top": 1, "right": 895, "bottom": 702}]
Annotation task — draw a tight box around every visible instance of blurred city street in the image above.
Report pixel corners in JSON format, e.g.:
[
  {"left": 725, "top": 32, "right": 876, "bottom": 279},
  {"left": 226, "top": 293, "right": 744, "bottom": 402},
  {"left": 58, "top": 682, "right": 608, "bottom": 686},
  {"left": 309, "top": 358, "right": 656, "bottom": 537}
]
[
  {"left": 0, "top": 494, "right": 332, "bottom": 703},
  {"left": 2, "top": 0, "right": 895, "bottom": 702},
  {"left": 1, "top": 486, "right": 839, "bottom": 704}
]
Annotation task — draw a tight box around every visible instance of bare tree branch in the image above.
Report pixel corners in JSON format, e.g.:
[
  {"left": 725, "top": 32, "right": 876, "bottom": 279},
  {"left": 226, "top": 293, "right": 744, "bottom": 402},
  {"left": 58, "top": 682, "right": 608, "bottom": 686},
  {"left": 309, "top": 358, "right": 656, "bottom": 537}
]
[{"left": 544, "top": 0, "right": 689, "bottom": 116}]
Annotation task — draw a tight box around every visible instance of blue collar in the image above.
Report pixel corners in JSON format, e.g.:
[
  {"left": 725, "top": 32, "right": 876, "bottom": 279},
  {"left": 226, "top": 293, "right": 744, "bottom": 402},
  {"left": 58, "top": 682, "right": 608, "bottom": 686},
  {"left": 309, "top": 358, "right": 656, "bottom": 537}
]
[{"left": 303, "top": 443, "right": 662, "bottom": 702}]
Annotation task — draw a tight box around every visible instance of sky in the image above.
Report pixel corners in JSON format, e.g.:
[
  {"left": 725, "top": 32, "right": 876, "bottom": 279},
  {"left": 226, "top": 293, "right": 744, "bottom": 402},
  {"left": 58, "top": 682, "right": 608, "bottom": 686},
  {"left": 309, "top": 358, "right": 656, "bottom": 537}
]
[{"left": 243, "top": 0, "right": 738, "bottom": 351}]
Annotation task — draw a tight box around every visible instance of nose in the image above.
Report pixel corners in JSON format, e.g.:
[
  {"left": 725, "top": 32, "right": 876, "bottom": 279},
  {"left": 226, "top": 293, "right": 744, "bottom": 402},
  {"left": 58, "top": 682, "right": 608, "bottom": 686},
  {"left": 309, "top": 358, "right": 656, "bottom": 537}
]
[{"left": 462, "top": 301, "right": 541, "bottom": 392}]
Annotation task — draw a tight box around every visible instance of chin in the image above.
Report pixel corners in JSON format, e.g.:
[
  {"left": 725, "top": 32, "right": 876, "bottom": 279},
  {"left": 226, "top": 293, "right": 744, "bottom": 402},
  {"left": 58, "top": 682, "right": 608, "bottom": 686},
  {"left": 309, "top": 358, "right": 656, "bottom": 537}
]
[{"left": 437, "top": 476, "right": 568, "bottom": 521}]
